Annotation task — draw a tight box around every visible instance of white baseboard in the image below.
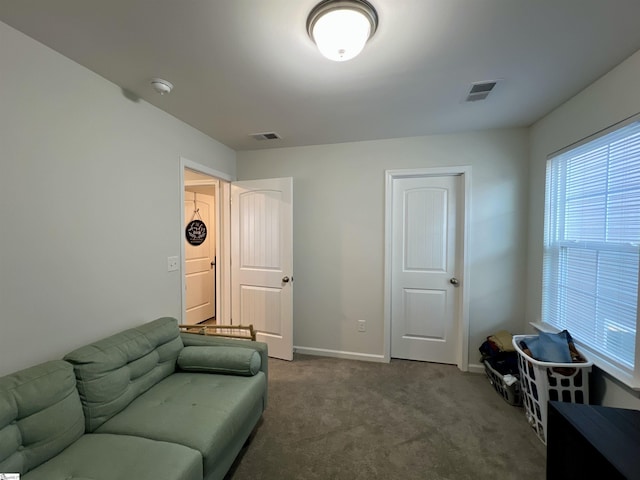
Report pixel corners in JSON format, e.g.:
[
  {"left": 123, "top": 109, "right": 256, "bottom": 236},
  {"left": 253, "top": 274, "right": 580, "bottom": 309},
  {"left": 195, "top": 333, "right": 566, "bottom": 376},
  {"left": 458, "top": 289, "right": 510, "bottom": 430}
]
[
  {"left": 467, "top": 362, "right": 485, "bottom": 374},
  {"left": 293, "top": 347, "right": 486, "bottom": 372},
  {"left": 293, "top": 346, "right": 388, "bottom": 363}
]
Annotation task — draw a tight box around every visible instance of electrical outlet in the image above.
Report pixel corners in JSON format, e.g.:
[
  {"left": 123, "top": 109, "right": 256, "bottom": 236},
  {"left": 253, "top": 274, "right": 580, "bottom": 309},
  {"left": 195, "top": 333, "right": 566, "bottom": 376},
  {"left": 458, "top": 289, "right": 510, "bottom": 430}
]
[
  {"left": 167, "top": 256, "right": 179, "bottom": 272},
  {"left": 357, "top": 319, "right": 366, "bottom": 332}
]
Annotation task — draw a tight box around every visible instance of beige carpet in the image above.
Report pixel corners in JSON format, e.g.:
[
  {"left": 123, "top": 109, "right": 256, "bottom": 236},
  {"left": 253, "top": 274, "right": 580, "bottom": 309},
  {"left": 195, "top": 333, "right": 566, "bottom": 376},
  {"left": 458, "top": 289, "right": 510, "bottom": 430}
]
[{"left": 228, "top": 354, "right": 546, "bottom": 480}]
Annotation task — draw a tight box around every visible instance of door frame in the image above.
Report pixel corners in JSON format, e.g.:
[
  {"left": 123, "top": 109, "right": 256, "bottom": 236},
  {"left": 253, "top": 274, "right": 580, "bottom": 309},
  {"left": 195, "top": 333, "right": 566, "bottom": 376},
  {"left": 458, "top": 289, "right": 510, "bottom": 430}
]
[
  {"left": 179, "top": 157, "right": 233, "bottom": 326},
  {"left": 383, "top": 166, "right": 471, "bottom": 370}
]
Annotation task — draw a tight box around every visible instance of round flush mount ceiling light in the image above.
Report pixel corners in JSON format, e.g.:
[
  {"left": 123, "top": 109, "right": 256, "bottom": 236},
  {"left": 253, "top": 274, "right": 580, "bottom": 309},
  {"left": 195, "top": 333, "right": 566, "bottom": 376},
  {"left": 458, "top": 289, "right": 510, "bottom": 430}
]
[
  {"left": 150, "top": 78, "right": 173, "bottom": 95},
  {"left": 307, "top": 0, "right": 378, "bottom": 62}
]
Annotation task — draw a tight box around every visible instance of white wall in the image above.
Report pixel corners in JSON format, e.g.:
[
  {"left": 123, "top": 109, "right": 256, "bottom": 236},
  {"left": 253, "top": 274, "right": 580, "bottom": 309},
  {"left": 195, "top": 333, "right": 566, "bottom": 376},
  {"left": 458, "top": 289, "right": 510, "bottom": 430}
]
[
  {"left": 527, "top": 49, "right": 640, "bottom": 408},
  {"left": 237, "top": 129, "right": 529, "bottom": 368},
  {"left": 0, "top": 22, "right": 235, "bottom": 375}
]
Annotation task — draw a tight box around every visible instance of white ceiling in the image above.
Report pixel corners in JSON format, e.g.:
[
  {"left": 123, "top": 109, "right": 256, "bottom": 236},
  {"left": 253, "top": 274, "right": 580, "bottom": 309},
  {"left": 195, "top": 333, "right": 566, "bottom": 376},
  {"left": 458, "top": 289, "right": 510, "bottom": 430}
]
[{"left": 2, "top": 0, "right": 640, "bottom": 151}]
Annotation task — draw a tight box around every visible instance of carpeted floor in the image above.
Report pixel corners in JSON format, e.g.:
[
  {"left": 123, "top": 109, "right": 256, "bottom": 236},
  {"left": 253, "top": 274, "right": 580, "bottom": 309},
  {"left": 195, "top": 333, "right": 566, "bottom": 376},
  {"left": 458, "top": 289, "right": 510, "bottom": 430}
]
[{"left": 228, "top": 354, "right": 546, "bottom": 480}]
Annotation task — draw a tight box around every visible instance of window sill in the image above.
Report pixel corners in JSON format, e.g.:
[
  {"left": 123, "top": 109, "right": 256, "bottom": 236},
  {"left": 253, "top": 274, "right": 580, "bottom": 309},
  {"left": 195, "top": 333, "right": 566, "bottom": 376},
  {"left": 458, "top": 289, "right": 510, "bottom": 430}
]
[{"left": 529, "top": 322, "right": 640, "bottom": 391}]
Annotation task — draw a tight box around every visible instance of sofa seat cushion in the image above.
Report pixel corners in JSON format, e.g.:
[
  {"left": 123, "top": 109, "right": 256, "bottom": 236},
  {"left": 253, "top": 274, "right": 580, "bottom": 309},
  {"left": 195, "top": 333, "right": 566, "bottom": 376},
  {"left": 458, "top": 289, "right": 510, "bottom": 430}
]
[
  {"left": 95, "top": 372, "right": 266, "bottom": 476},
  {"left": 22, "top": 433, "right": 202, "bottom": 480}
]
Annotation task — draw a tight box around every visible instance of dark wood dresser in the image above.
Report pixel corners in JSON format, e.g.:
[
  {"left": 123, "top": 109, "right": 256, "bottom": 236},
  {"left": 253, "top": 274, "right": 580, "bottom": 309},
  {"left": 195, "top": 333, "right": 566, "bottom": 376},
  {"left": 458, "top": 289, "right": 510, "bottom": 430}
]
[{"left": 547, "top": 401, "right": 640, "bottom": 479}]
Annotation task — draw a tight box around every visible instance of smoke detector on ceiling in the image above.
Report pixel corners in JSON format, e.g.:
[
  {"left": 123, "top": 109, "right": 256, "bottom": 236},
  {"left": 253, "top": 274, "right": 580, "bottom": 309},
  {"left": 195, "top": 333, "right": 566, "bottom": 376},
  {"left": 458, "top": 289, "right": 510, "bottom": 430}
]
[
  {"left": 151, "top": 78, "right": 173, "bottom": 95},
  {"left": 465, "top": 80, "right": 499, "bottom": 102},
  {"left": 250, "top": 132, "right": 282, "bottom": 141}
]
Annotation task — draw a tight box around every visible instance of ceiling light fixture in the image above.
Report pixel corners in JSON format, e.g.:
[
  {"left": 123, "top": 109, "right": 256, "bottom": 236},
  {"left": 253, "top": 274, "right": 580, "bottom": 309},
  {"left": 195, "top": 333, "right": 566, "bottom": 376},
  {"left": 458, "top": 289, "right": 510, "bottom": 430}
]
[
  {"left": 307, "top": 0, "right": 378, "bottom": 62},
  {"left": 150, "top": 78, "right": 173, "bottom": 95}
]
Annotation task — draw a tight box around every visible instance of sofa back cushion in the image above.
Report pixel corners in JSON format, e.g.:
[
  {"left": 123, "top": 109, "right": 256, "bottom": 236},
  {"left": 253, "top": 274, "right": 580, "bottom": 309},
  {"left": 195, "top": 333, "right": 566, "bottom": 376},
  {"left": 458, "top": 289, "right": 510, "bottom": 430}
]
[
  {"left": 0, "top": 360, "right": 85, "bottom": 476},
  {"left": 63, "top": 317, "right": 183, "bottom": 432}
]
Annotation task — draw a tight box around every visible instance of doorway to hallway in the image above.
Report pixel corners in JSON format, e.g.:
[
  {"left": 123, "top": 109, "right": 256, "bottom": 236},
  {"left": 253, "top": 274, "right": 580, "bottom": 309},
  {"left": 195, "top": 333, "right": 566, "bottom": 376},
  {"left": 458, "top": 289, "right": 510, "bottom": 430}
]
[
  {"left": 180, "top": 159, "right": 232, "bottom": 326},
  {"left": 179, "top": 158, "right": 295, "bottom": 360},
  {"left": 184, "top": 183, "right": 216, "bottom": 325}
]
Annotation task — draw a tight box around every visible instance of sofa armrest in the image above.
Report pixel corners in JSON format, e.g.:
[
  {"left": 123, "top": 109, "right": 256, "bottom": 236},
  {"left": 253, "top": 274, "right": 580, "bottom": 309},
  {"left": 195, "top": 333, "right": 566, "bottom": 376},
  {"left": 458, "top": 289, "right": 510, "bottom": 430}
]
[{"left": 180, "top": 333, "right": 268, "bottom": 405}]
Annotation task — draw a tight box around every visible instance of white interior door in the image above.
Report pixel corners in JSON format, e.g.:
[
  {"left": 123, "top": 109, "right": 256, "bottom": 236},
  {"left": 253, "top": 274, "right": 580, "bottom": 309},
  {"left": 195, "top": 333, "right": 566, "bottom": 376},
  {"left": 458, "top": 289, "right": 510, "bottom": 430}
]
[
  {"left": 391, "top": 175, "right": 460, "bottom": 363},
  {"left": 184, "top": 190, "right": 215, "bottom": 325},
  {"left": 231, "top": 177, "right": 293, "bottom": 360}
]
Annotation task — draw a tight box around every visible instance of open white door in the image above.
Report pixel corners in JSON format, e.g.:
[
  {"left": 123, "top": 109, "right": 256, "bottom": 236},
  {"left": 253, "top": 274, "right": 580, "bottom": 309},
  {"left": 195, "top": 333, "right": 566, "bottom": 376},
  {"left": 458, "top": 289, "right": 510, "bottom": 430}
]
[{"left": 231, "top": 177, "right": 293, "bottom": 360}]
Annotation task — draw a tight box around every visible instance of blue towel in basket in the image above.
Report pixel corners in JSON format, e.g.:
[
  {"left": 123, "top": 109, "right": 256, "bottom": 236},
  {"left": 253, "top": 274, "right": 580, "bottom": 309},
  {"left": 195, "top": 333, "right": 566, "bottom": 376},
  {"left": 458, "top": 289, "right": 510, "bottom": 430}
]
[{"left": 526, "top": 331, "right": 573, "bottom": 363}]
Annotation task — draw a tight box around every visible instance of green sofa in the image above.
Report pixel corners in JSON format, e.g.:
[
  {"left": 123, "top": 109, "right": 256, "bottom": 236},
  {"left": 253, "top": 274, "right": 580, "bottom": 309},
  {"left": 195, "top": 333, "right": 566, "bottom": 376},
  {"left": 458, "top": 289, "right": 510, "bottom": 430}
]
[{"left": 0, "top": 317, "right": 268, "bottom": 480}]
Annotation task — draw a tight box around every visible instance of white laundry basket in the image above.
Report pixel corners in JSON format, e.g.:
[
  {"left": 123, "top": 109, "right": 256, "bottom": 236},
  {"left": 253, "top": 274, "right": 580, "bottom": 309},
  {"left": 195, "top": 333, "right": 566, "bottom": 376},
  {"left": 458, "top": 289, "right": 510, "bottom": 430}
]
[{"left": 512, "top": 335, "right": 592, "bottom": 444}]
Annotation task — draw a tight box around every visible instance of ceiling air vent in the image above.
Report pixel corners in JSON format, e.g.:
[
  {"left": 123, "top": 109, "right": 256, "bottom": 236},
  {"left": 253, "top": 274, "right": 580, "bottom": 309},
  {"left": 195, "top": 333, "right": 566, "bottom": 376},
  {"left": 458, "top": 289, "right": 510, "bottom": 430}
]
[
  {"left": 465, "top": 81, "right": 498, "bottom": 102},
  {"left": 250, "top": 132, "right": 282, "bottom": 141}
]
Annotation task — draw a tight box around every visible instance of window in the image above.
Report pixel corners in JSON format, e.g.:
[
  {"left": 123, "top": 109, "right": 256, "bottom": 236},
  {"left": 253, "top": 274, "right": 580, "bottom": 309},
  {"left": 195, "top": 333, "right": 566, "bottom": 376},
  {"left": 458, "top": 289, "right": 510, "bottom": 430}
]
[{"left": 543, "top": 120, "right": 640, "bottom": 384}]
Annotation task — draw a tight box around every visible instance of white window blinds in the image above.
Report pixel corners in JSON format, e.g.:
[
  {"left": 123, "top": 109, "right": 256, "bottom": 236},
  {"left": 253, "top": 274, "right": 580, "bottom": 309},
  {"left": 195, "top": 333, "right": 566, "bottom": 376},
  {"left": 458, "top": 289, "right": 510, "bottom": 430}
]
[{"left": 543, "top": 121, "right": 640, "bottom": 371}]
